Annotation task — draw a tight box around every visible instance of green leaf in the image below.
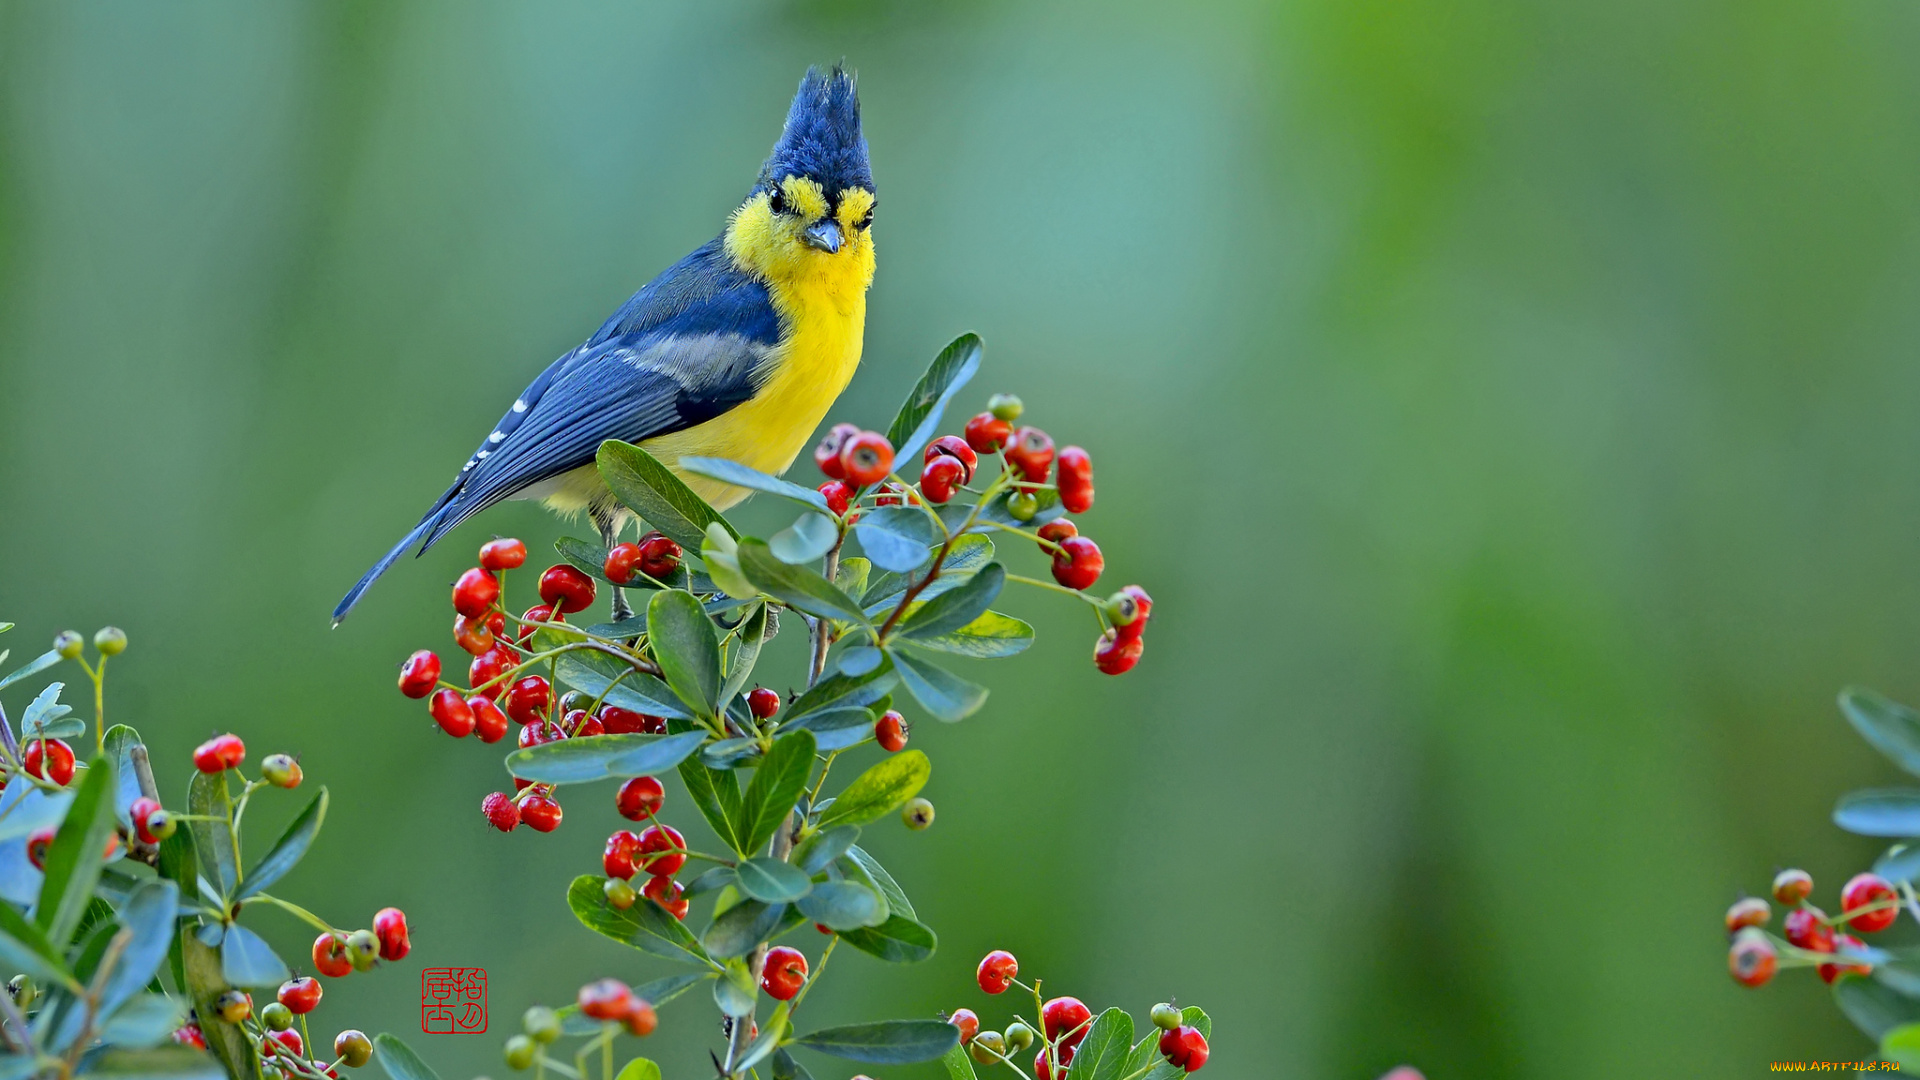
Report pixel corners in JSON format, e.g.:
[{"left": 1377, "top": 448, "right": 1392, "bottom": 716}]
[
  {"left": 1888, "top": 1023, "right": 1920, "bottom": 1070},
  {"left": 1878, "top": 844, "right": 1920, "bottom": 884},
  {"left": 941, "top": 1043, "right": 981, "bottom": 1080},
  {"left": 770, "top": 513, "right": 840, "bottom": 564},
  {"left": 714, "top": 959, "right": 757, "bottom": 1017},
  {"left": 99, "top": 881, "right": 178, "bottom": 1019},
  {"left": 612, "top": 1059, "right": 662, "bottom": 1080},
  {"left": 679, "top": 456, "right": 832, "bottom": 514},
  {"left": 843, "top": 845, "right": 915, "bottom": 920},
  {"left": 236, "top": 787, "right": 327, "bottom": 900},
  {"left": 818, "top": 750, "right": 931, "bottom": 829},
  {"left": 373, "top": 1033, "right": 445, "bottom": 1080},
  {"left": 703, "top": 525, "right": 760, "bottom": 600},
  {"left": 739, "top": 731, "right": 816, "bottom": 854},
  {"left": 1836, "top": 790, "right": 1920, "bottom": 837},
  {"left": 796, "top": 881, "right": 882, "bottom": 930},
  {"left": 684, "top": 866, "right": 737, "bottom": 898},
  {"left": 566, "top": 875, "right": 711, "bottom": 966},
  {"left": 597, "top": 440, "right": 737, "bottom": 550},
  {"left": 900, "top": 612, "right": 1034, "bottom": 659},
  {"left": 632, "top": 971, "right": 710, "bottom": 1009},
  {"left": 83, "top": 1048, "right": 227, "bottom": 1080},
  {"left": 38, "top": 755, "right": 116, "bottom": 946},
  {"left": 889, "top": 650, "right": 989, "bottom": 722},
  {"left": 1066, "top": 1009, "right": 1133, "bottom": 1080},
  {"left": 854, "top": 508, "right": 940, "bottom": 573},
  {"left": 507, "top": 732, "right": 706, "bottom": 785},
  {"left": 735, "top": 858, "right": 814, "bottom": 903},
  {"left": 179, "top": 929, "right": 257, "bottom": 1080},
  {"left": 701, "top": 899, "right": 787, "bottom": 959},
  {"left": 220, "top": 923, "right": 290, "bottom": 987},
  {"left": 0, "top": 897, "right": 75, "bottom": 990},
  {"left": 737, "top": 539, "right": 871, "bottom": 624},
  {"left": 0, "top": 779, "right": 74, "bottom": 845},
  {"left": 836, "top": 646, "right": 884, "bottom": 677},
  {"left": 773, "top": 1049, "right": 816, "bottom": 1080},
  {"left": 836, "top": 914, "right": 936, "bottom": 963},
  {"left": 21, "top": 681, "right": 77, "bottom": 738},
  {"left": 784, "top": 707, "right": 874, "bottom": 753},
  {"left": 786, "top": 668, "right": 898, "bottom": 724},
  {"left": 701, "top": 738, "right": 764, "bottom": 770},
  {"left": 648, "top": 590, "right": 723, "bottom": 717},
  {"left": 100, "top": 993, "right": 189, "bottom": 1050},
  {"left": 553, "top": 655, "right": 690, "bottom": 721},
  {"left": 719, "top": 604, "right": 771, "bottom": 710},
  {"left": 830, "top": 853, "right": 891, "bottom": 925},
  {"left": 791, "top": 1019, "right": 960, "bottom": 1065},
  {"left": 186, "top": 770, "right": 238, "bottom": 899},
  {"left": 1838, "top": 974, "right": 1920, "bottom": 1040},
  {"left": 834, "top": 557, "right": 871, "bottom": 600},
  {"left": 886, "top": 333, "right": 983, "bottom": 463},
  {"left": 898, "top": 563, "right": 1005, "bottom": 639},
  {"left": 0, "top": 648, "right": 62, "bottom": 693},
  {"left": 863, "top": 535, "right": 994, "bottom": 613},
  {"left": 793, "top": 826, "right": 860, "bottom": 876},
  {"left": 1844, "top": 687, "right": 1920, "bottom": 778},
  {"left": 678, "top": 757, "right": 747, "bottom": 854},
  {"left": 103, "top": 725, "right": 148, "bottom": 828},
  {"left": 735, "top": 1002, "right": 791, "bottom": 1074}
]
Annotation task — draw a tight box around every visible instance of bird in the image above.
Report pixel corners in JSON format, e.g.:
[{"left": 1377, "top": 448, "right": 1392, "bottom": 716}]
[{"left": 333, "top": 66, "right": 877, "bottom": 626}]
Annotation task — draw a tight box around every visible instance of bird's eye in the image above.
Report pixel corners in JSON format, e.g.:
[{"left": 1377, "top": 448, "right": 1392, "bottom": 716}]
[
  {"left": 858, "top": 205, "right": 875, "bottom": 229},
  {"left": 768, "top": 186, "right": 789, "bottom": 214}
]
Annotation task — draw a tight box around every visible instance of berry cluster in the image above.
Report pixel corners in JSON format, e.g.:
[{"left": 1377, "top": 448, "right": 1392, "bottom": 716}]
[
  {"left": 500, "top": 981, "right": 659, "bottom": 1075},
  {"left": 175, "top": 976, "right": 379, "bottom": 1080},
  {"left": 957, "top": 949, "right": 1209, "bottom": 1077},
  {"left": 1724, "top": 867, "right": 1899, "bottom": 989}
]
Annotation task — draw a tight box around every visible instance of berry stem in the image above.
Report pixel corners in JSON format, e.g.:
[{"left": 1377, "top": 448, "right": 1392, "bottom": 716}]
[
  {"left": 249, "top": 894, "right": 338, "bottom": 936},
  {"left": 1003, "top": 573, "right": 1106, "bottom": 606},
  {"left": 783, "top": 934, "right": 837, "bottom": 1019}
]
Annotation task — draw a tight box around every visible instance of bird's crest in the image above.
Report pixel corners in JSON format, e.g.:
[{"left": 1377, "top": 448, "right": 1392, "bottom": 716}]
[{"left": 758, "top": 65, "right": 873, "bottom": 198}]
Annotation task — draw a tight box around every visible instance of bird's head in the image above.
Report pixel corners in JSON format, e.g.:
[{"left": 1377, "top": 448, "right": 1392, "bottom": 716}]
[{"left": 726, "top": 66, "right": 876, "bottom": 292}]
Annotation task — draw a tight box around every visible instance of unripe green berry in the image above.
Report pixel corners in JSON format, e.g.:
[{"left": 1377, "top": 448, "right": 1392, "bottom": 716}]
[
  {"left": 970, "top": 1030, "right": 1007, "bottom": 1065},
  {"left": 93, "top": 626, "right": 127, "bottom": 656},
  {"left": 262, "top": 1002, "right": 294, "bottom": 1031},
  {"left": 8, "top": 975, "right": 36, "bottom": 1008},
  {"left": 216, "top": 990, "right": 252, "bottom": 1023},
  {"left": 1033, "top": 487, "right": 1059, "bottom": 511},
  {"left": 334, "top": 1029, "right": 373, "bottom": 1068},
  {"left": 1150, "top": 1003, "right": 1182, "bottom": 1031},
  {"left": 557, "top": 691, "right": 591, "bottom": 715},
  {"left": 260, "top": 754, "right": 302, "bottom": 789},
  {"left": 346, "top": 929, "right": 380, "bottom": 971},
  {"left": 144, "top": 808, "right": 178, "bottom": 840},
  {"left": 504, "top": 1035, "right": 536, "bottom": 1070},
  {"left": 988, "top": 393, "right": 1024, "bottom": 422},
  {"left": 53, "top": 631, "right": 83, "bottom": 660},
  {"left": 1106, "top": 591, "right": 1143, "bottom": 628},
  {"left": 522, "top": 1006, "right": 560, "bottom": 1043},
  {"left": 1007, "top": 491, "right": 1039, "bottom": 521},
  {"left": 902, "top": 797, "right": 935, "bottom": 830},
  {"left": 604, "top": 878, "right": 637, "bottom": 910},
  {"left": 1004, "top": 1021, "right": 1035, "bottom": 1052}
]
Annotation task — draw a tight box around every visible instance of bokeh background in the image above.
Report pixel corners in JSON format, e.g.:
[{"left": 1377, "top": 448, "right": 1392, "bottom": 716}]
[{"left": 5, "top": 0, "right": 1920, "bottom": 1075}]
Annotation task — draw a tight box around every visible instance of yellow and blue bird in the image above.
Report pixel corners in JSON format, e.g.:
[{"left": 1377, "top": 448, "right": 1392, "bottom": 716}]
[{"left": 334, "top": 66, "right": 877, "bottom": 625}]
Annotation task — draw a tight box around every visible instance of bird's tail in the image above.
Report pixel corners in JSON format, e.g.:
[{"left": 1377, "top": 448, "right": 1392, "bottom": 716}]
[{"left": 331, "top": 513, "right": 440, "bottom": 627}]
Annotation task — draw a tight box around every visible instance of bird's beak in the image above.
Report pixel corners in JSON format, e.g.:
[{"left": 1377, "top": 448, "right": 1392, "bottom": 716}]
[{"left": 802, "top": 219, "right": 843, "bottom": 253}]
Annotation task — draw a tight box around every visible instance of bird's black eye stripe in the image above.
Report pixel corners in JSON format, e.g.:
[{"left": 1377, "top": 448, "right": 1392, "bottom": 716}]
[
  {"left": 768, "top": 186, "right": 788, "bottom": 214},
  {"left": 859, "top": 204, "right": 874, "bottom": 228}
]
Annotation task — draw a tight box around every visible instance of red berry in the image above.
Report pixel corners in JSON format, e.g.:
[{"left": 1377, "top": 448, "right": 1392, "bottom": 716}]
[
  {"left": 761, "top": 946, "right": 808, "bottom": 1001},
  {"left": 398, "top": 650, "right": 441, "bottom": 698},
  {"left": 748, "top": 687, "right": 781, "bottom": 719},
  {"left": 1094, "top": 628, "right": 1144, "bottom": 675},
  {"left": 1006, "top": 427, "right": 1055, "bottom": 482},
  {"left": 815, "top": 422, "right": 862, "bottom": 479},
  {"left": 519, "top": 721, "right": 559, "bottom": 750},
  {"left": 875, "top": 711, "right": 908, "bottom": 753},
  {"left": 452, "top": 567, "right": 500, "bottom": 618},
  {"left": 26, "top": 738, "right": 77, "bottom": 785},
  {"left": 538, "top": 565, "right": 597, "bottom": 615},
  {"left": 1043, "top": 997, "right": 1092, "bottom": 1050},
  {"left": 1050, "top": 535, "right": 1104, "bottom": 590},
  {"left": 312, "top": 933, "right": 352, "bottom": 978},
  {"left": 1034, "top": 1044, "right": 1075, "bottom": 1080},
  {"left": 470, "top": 696, "right": 510, "bottom": 744},
  {"left": 1036, "top": 519, "right": 1077, "bottom": 551},
  {"left": 278, "top": 977, "right": 322, "bottom": 1015},
  {"left": 617, "top": 776, "right": 666, "bottom": 821},
  {"left": 1784, "top": 906, "right": 1835, "bottom": 953},
  {"left": 1110, "top": 585, "right": 1153, "bottom": 642},
  {"left": 623, "top": 999, "right": 659, "bottom": 1037},
  {"left": 505, "top": 676, "right": 553, "bottom": 725},
  {"left": 839, "top": 431, "right": 895, "bottom": 486},
  {"left": 517, "top": 604, "right": 557, "bottom": 646},
  {"left": 1724, "top": 897, "right": 1770, "bottom": 933},
  {"left": 131, "top": 796, "right": 163, "bottom": 844},
  {"left": 603, "top": 830, "right": 640, "bottom": 879},
  {"left": 605, "top": 543, "right": 644, "bottom": 585},
  {"left": 520, "top": 794, "right": 563, "bottom": 832},
  {"left": 926, "top": 435, "right": 979, "bottom": 481},
  {"left": 190, "top": 734, "right": 243, "bottom": 775},
  {"left": 920, "top": 454, "right": 966, "bottom": 504},
  {"left": 429, "top": 689, "right": 476, "bottom": 738},
  {"left": 819, "top": 480, "right": 853, "bottom": 516},
  {"left": 1843, "top": 872, "right": 1899, "bottom": 933},
  {"left": 25, "top": 827, "right": 54, "bottom": 870},
  {"left": 1057, "top": 446, "right": 1093, "bottom": 513},
  {"left": 816, "top": 923, "right": 832, "bottom": 934},
  {"left": 572, "top": 712, "right": 605, "bottom": 737},
  {"left": 636, "top": 532, "right": 683, "bottom": 580},
  {"left": 1821, "top": 932, "right": 1875, "bottom": 983},
  {"left": 266, "top": 1029, "right": 304, "bottom": 1058},
  {"left": 642, "top": 874, "right": 689, "bottom": 920},
  {"left": 1159, "top": 1026, "right": 1209, "bottom": 1072},
  {"left": 453, "top": 614, "right": 496, "bottom": 656},
  {"left": 976, "top": 950, "right": 1018, "bottom": 994},
  {"left": 482, "top": 792, "right": 520, "bottom": 832},
  {"left": 172, "top": 1024, "right": 206, "bottom": 1050},
  {"left": 1773, "top": 868, "right": 1813, "bottom": 904},
  {"left": 635, "top": 824, "right": 686, "bottom": 876},
  {"left": 964, "top": 412, "right": 1011, "bottom": 453},
  {"left": 469, "top": 646, "right": 517, "bottom": 698},
  {"left": 578, "top": 979, "right": 633, "bottom": 1021},
  {"left": 373, "top": 907, "right": 410, "bottom": 961},
  {"left": 948, "top": 1009, "right": 980, "bottom": 1045},
  {"left": 601, "top": 707, "right": 666, "bottom": 735},
  {"left": 479, "top": 537, "right": 527, "bottom": 571},
  {"left": 873, "top": 482, "right": 920, "bottom": 508}
]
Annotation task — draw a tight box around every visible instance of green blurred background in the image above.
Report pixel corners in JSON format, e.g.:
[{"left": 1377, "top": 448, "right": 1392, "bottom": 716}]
[{"left": 5, "top": 0, "right": 1920, "bottom": 1075}]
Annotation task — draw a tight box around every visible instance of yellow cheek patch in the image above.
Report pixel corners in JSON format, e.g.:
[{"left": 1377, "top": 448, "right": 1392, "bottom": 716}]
[
  {"left": 837, "top": 188, "right": 875, "bottom": 234},
  {"left": 779, "top": 176, "right": 829, "bottom": 222}
]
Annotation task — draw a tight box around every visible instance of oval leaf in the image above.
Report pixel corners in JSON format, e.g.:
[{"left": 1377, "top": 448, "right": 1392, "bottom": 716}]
[
  {"left": 714, "top": 960, "right": 757, "bottom": 1018},
  {"left": 186, "top": 769, "right": 239, "bottom": 900},
  {"left": 554, "top": 656, "right": 691, "bottom": 721},
  {"left": 795, "top": 881, "right": 881, "bottom": 931},
  {"left": 736, "top": 858, "right": 813, "bottom": 903},
  {"left": 898, "top": 564, "right": 1005, "bottom": 640},
  {"left": 740, "top": 731, "right": 817, "bottom": 854},
  {"left": 100, "top": 994, "right": 189, "bottom": 1050},
  {"left": 567, "top": 875, "right": 710, "bottom": 965},
  {"left": 770, "top": 513, "right": 841, "bottom": 564},
  {"left": 784, "top": 707, "right": 876, "bottom": 753},
  {"left": 1845, "top": 687, "right": 1920, "bottom": 778},
  {"left": 836, "top": 914, "right": 936, "bottom": 963},
  {"left": 220, "top": 924, "right": 290, "bottom": 987},
  {"left": 236, "top": 788, "right": 327, "bottom": 899},
  {"left": 100, "top": 881, "right": 179, "bottom": 1017},
  {"left": 793, "top": 826, "right": 860, "bottom": 876},
  {"left": 507, "top": 732, "right": 705, "bottom": 785},
  {"left": 648, "top": 589, "right": 723, "bottom": 717},
  {"left": 374, "top": 1033, "right": 445, "bottom": 1080},
  {"left": 680, "top": 457, "right": 832, "bottom": 514},
  {"left": 701, "top": 899, "right": 788, "bottom": 959},
  {"left": 1836, "top": 790, "right": 1920, "bottom": 837},
  {"left": 613, "top": 1060, "right": 662, "bottom": 1080},
  {"left": 792, "top": 1019, "right": 960, "bottom": 1065},
  {"left": 899, "top": 611, "right": 1034, "bottom": 660},
  {"left": 843, "top": 845, "right": 915, "bottom": 920},
  {"left": 597, "top": 441, "right": 736, "bottom": 550},
  {"left": 818, "top": 751, "right": 931, "bottom": 829},
  {"left": 854, "top": 509, "right": 940, "bottom": 574},
  {"left": 737, "top": 539, "right": 870, "bottom": 624},
  {"left": 887, "top": 334, "right": 982, "bottom": 464},
  {"left": 890, "top": 649, "right": 989, "bottom": 722},
  {"left": 37, "top": 756, "right": 117, "bottom": 946}
]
